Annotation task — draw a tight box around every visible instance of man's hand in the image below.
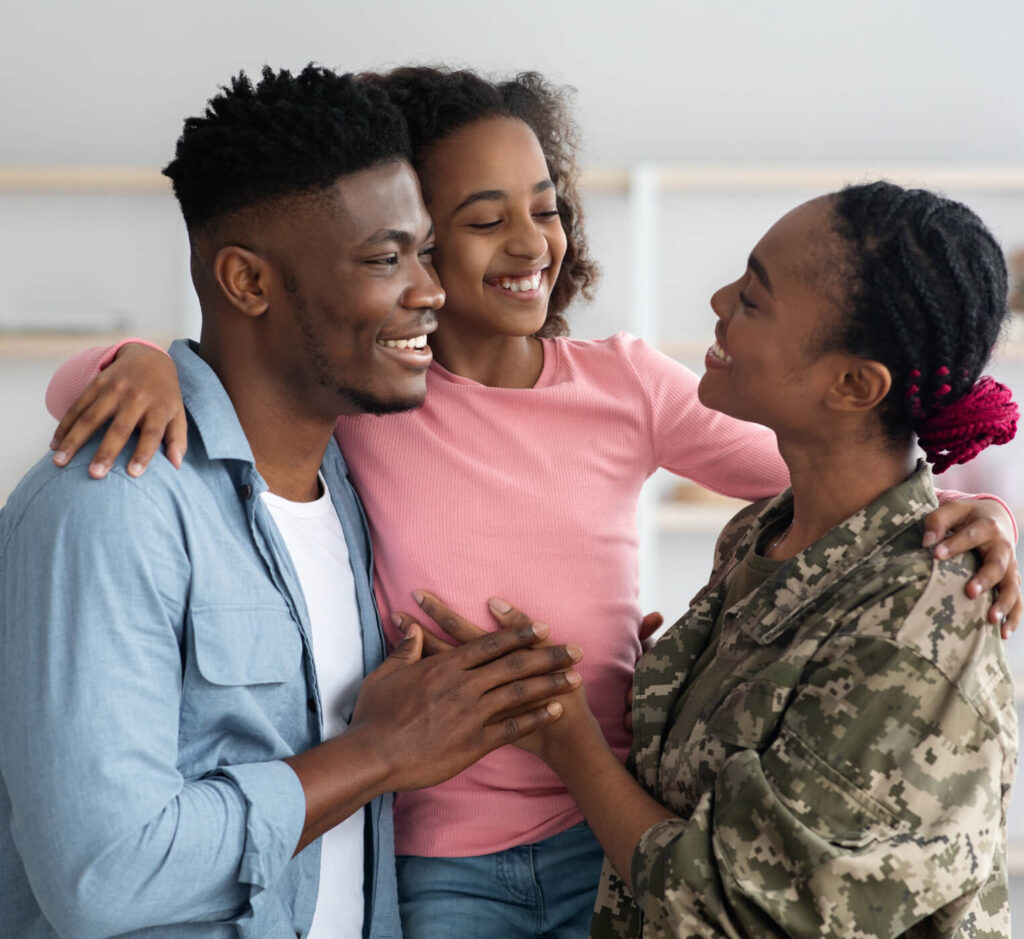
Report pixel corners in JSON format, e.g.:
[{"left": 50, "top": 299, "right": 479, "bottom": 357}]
[
  {"left": 285, "top": 613, "right": 582, "bottom": 854},
  {"left": 351, "top": 612, "right": 582, "bottom": 790},
  {"left": 393, "top": 591, "right": 601, "bottom": 763}
]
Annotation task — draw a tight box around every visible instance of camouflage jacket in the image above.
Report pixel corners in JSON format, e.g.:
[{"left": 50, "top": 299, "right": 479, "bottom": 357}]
[{"left": 591, "top": 463, "right": 1017, "bottom": 938}]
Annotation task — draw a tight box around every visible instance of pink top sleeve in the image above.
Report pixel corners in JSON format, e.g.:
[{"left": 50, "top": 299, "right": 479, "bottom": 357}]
[
  {"left": 622, "top": 334, "right": 790, "bottom": 500},
  {"left": 45, "top": 339, "right": 169, "bottom": 420}
]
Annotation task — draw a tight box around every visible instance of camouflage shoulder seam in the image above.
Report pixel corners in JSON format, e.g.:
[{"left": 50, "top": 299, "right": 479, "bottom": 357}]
[{"left": 845, "top": 565, "right": 1009, "bottom": 744}]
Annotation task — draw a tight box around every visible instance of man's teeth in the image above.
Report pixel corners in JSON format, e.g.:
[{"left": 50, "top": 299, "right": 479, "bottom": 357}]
[
  {"left": 496, "top": 271, "right": 543, "bottom": 293},
  {"left": 378, "top": 335, "right": 428, "bottom": 350},
  {"left": 711, "top": 341, "right": 733, "bottom": 364}
]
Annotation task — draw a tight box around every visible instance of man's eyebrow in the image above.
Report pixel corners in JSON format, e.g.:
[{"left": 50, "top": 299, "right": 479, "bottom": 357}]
[
  {"left": 748, "top": 253, "right": 773, "bottom": 295},
  {"left": 452, "top": 180, "right": 555, "bottom": 215},
  {"left": 361, "top": 228, "right": 416, "bottom": 247}
]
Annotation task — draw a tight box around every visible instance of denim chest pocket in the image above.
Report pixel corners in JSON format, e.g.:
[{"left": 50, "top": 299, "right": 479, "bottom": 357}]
[{"left": 190, "top": 605, "right": 304, "bottom": 686}]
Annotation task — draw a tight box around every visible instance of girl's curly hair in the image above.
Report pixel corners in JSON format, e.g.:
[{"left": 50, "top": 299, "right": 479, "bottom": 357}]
[{"left": 360, "top": 66, "right": 598, "bottom": 337}]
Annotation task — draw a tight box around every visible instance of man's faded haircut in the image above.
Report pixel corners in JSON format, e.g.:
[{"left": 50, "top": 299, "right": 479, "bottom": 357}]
[{"left": 163, "top": 64, "right": 411, "bottom": 232}]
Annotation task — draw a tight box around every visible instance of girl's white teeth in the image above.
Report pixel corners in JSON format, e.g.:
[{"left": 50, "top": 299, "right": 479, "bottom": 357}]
[
  {"left": 378, "top": 334, "right": 428, "bottom": 350},
  {"left": 497, "top": 271, "right": 543, "bottom": 292},
  {"left": 711, "top": 341, "right": 733, "bottom": 364}
]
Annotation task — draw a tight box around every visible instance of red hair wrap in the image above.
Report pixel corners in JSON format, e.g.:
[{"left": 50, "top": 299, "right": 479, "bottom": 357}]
[{"left": 915, "top": 376, "right": 1019, "bottom": 474}]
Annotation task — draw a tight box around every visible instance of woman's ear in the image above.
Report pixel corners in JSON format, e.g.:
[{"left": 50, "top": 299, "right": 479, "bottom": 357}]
[
  {"left": 827, "top": 358, "right": 892, "bottom": 414},
  {"left": 213, "top": 246, "right": 272, "bottom": 319}
]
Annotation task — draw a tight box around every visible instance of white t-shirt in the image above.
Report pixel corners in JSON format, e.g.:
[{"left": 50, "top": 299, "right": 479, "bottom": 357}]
[{"left": 262, "top": 475, "right": 365, "bottom": 939}]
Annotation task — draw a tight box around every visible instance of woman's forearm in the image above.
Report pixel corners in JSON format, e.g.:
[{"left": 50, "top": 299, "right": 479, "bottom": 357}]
[{"left": 543, "top": 717, "right": 675, "bottom": 889}]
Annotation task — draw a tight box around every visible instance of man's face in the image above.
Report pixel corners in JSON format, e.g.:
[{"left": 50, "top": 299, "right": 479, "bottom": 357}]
[{"left": 268, "top": 161, "right": 444, "bottom": 417}]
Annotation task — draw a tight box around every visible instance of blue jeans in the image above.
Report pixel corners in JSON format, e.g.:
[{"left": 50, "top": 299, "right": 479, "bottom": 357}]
[{"left": 396, "top": 822, "right": 604, "bottom": 938}]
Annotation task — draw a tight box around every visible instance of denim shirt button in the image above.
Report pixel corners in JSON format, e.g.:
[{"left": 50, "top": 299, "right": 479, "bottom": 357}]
[
  {"left": 307, "top": 696, "right": 317, "bottom": 714},
  {"left": 240, "top": 483, "right": 253, "bottom": 500}
]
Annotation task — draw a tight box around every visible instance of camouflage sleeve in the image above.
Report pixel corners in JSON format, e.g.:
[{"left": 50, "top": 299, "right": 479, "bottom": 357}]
[{"left": 629, "top": 574, "right": 1012, "bottom": 938}]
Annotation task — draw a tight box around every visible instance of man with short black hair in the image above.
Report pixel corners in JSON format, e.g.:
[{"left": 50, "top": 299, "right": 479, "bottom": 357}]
[{"left": 0, "top": 66, "right": 577, "bottom": 938}]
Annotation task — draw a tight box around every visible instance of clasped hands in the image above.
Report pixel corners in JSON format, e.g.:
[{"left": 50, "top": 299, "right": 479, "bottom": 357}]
[{"left": 387, "top": 592, "right": 595, "bottom": 764}]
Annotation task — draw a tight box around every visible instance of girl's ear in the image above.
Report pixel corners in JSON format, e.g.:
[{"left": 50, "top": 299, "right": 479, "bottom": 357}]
[{"left": 213, "top": 246, "right": 272, "bottom": 319}]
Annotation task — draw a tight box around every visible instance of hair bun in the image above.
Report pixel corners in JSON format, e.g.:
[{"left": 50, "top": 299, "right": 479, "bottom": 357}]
[{"left": 915, "top": 376, "right": 1019, "bottom": 473}]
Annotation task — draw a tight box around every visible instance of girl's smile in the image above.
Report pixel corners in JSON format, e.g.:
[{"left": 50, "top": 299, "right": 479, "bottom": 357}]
[{"left": 419, "top": 116, "right": 567, "bottom": 349}]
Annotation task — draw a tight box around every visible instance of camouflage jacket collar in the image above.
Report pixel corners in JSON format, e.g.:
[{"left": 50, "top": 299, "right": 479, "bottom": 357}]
[{"left": 704, "top": 460, "right": 938, "bottom": 646}]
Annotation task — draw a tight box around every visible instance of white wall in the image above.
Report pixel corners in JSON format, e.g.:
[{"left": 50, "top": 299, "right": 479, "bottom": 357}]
[{"left": 1, "top": 0, "right": 1022, "bottom": 166}]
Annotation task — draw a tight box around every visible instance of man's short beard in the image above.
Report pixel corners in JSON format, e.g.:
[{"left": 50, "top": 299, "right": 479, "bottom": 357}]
[
  {"left": 335, "top": 384, "right": 422, "bottom": 416},
  {"left": 287, "top": 271, "right": 422, "bottom": 416}
]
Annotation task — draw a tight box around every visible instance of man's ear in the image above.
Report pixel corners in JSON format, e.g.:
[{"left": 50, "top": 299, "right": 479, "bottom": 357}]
[
  {"left": 827, "top": 358, "right": 892, "bottom": 414},
  {"left": 213, "top": 246, "right": 272, "bottom": 318}
]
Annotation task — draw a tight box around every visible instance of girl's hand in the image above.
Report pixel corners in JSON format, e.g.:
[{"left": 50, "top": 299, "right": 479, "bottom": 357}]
[
  {"left": 922, "top": 500, "right": 1021, "bottom": 638},
  {"left": 51, "top": 344, "right": 186, "bottom": 479}
]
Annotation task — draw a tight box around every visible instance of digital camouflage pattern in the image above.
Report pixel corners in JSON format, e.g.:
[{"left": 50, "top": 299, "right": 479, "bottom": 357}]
[{"left": 591, "top": 463, "right": 1017, "bottom": 938}]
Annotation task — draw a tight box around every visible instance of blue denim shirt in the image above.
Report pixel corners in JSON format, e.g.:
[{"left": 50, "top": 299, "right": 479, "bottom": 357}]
[{"left": 0, "top": 341, "right": 399, "bottom": 939}]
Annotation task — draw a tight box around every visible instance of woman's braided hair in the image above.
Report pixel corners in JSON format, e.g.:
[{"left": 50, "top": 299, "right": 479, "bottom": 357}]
[
  {"left": 360, "top": 66, "right": 598, "bottom": 338},
  {"left": 830, "top": 181, "right": 1017, "bottom": 472}
]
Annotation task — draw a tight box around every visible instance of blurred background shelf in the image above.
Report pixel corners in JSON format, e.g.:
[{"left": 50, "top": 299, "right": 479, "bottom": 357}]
[
  {"left": 5, "top": 163, "right": 1024, "bottom": 194},
  {"left": 0, "top": 332, "right": 170, "bottom": 357},
  {"left": 658, "top": 335, "right": 1024, "bottom": 365}
]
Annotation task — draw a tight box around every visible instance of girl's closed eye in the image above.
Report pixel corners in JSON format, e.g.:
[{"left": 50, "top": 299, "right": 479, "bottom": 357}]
[{"left": 738, "top": 289, "right": 757, "bottom": 310}]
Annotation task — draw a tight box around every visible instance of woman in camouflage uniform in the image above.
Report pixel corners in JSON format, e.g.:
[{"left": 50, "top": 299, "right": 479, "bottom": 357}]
[{"left": 413, "top": 181, "right": 1020, "bottom": 937}]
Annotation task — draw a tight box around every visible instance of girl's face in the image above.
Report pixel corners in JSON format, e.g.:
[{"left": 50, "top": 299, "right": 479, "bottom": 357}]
[{"left": 418, "top": 116, "right": 567, "bottom": 340}]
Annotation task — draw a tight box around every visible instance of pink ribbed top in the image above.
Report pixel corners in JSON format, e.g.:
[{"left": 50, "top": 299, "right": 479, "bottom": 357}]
[
  {"left": 335, "top": 333, "right": 788, "bottom": 856},
  {"left": 47, "top": 333, "right": 994, "bottom": 858}
]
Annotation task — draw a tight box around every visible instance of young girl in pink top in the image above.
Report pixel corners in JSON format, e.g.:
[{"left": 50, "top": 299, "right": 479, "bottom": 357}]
[{"left": 47, "top": 68, "right": 1021, "bottom": 938}]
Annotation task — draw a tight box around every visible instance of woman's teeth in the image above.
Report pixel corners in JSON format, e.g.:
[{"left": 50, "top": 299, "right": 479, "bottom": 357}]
[
  {"left": 378, "top": 335, "right": 428, "bottom": 350},
  {"left": 710, "top": 341, "right": 733, "bottom": 364},
  {"left": 494, "top": 271, "right": 543, "bottom": 293}
]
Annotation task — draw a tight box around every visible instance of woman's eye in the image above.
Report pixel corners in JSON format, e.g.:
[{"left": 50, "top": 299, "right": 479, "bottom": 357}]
[
  {"left": 534, "top": 209, "right": 560, "bottom": 220},
  {"left": 738, "top": 290, "right": 757, "bottom": 310},
  {"left": 468, "top": 220, "right": 502, "bottom": 230},
  {"left": 419, "top": 245, "right": 437, "bottom": 261},
  {"left": 367, "top": 254, "right": 399, "bottom": 266}
]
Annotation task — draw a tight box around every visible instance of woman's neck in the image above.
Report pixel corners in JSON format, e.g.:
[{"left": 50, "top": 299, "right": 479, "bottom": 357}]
[
  {"left": 430, "top": 327, "right": 545, "bottom": 389},
  {"left": 767, "top": 434, "right": 918, "bottom": 560}
]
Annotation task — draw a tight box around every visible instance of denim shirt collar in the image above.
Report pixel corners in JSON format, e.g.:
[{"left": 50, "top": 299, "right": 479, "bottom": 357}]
[{"left": 169, "top": 339, "right": 351, "bottom": 480}]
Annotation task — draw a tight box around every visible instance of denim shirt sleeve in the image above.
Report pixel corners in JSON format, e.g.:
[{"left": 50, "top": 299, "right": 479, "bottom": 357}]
[{"left": 0, "top": 466, "right": 307, "bottom": 936}]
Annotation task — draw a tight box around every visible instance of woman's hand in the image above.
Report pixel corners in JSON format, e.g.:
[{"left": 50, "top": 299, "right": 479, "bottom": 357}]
[
  {"left": 922, "top": 499, "right": 1021, "bottom": 638},
  {"left": 391, "top": 591, "right": 591, "bottom": 761},
  {"left": 622, "top": 611, "right": 663, "bottom": 734},
  {"left": 51, "top": 343, "right": 186, "bottom": 479}
]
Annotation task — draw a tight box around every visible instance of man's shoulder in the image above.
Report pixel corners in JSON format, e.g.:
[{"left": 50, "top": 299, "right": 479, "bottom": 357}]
[{"left": 1, "top": 437, "right": 204, "bottom": 549}]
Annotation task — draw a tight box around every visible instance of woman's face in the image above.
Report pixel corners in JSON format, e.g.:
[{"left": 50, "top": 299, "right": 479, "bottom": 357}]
[
  {"left": 698, "top": 197, "right": 847, "bottom": 433},
  {"left": 417, "top": 116, "right": 567, "bottom": 340}
]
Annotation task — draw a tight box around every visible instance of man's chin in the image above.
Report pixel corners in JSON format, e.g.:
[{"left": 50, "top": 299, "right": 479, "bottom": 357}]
[{"left": 340, "top": 387, "right": 426, "bottom": 416}]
